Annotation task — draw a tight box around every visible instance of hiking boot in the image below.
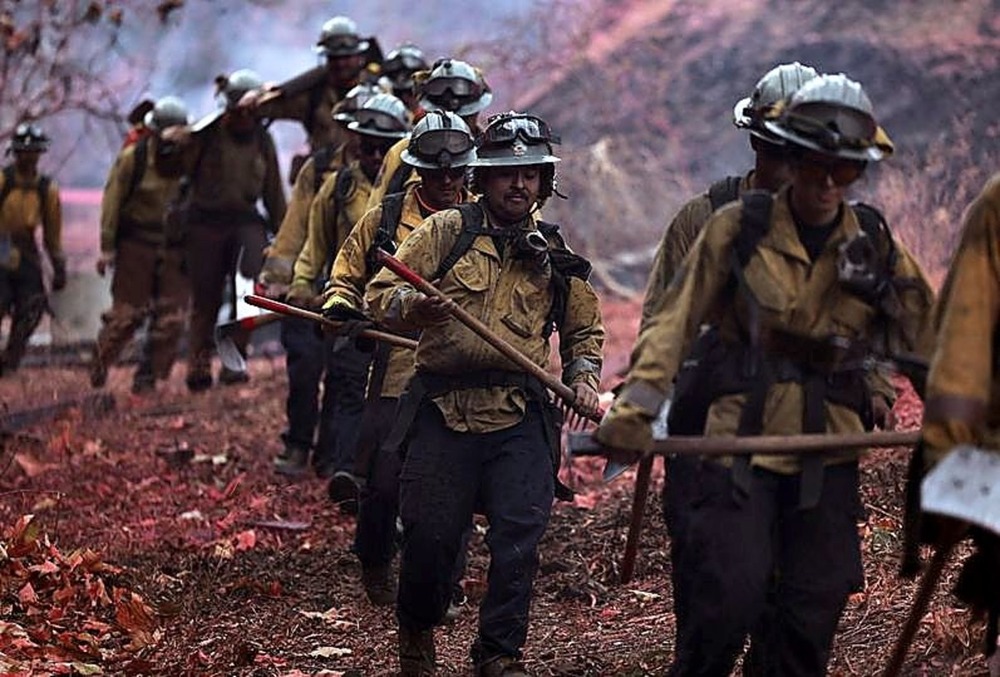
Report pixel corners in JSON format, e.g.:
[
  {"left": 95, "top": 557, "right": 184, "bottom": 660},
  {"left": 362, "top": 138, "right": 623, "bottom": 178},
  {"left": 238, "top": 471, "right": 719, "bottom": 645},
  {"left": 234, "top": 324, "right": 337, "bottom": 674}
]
[
  {"left": 186, "top": 369, "right": 212, "bottom": 393},
  {"left": 218, "top": 366, "right": 250, "bottom": 386},
  {"left": 273, "top": 445, "right": 310, "bottom": 478},
  {"left": 89, "top": 354, "right": 108, "bottom": 388},
  {"left": 476, "top": 656, "right": 530, "bottom": 677},
  {"left": 327, "top": 470, "right": 361, "bottom": 514},
  {"left": 360, "top": 564, "right": 396, "bottom": 607},
  {"left": 443, "top": 585, "right": 467, "bottom": 624},
  {"left": 398, "top": 626, "right": 435, "bottom": 676}
]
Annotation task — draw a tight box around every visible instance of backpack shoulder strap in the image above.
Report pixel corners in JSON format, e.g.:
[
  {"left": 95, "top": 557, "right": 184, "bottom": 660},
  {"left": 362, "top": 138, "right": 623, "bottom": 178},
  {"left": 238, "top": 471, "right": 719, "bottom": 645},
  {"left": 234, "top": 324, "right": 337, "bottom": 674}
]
[
  {"left": 366, "top": 191, "right": 407, "bottom": 275},
  {"left": 431, "top": 203, "right": 485, "bottom": 281},
  {"left": 708, "top": 175, "right": 744, "bottom": 212},
  {"left": 850, "top": 200, "right": 898, "bottom": 271},
  {"left": 385, "top": 163, "right": 414, "bottom": 196},
  {"left": 123, "top": 136, "right": 149, "bottom": 207},
  {"left": 734, "top": 190, "right": 774, "bottom": 267},
  {"left": 311, "top": 144, "right": 335, "bottom": 194}
]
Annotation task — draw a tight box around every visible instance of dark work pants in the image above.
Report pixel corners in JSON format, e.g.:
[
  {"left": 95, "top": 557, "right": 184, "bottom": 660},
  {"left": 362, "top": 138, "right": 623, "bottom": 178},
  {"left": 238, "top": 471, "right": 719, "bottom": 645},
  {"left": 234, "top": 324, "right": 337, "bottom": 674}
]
[
  {"left": 0, "top": 255, "right": 46, "bottom": 369},
  {"left": 665, "top": 460, "right": 864, "bottom": 677},
  {"left": 397, "top": 403, "right": 554, "bottom": 663},
  {"left": 313, "top": 338, "right": 370, "bottom": 473},
  {"left": 354, "top": 396, "right": 470, "bottom": 592},
  {"left": 279, "top": 317, "right": 324, "bottom": 452}
]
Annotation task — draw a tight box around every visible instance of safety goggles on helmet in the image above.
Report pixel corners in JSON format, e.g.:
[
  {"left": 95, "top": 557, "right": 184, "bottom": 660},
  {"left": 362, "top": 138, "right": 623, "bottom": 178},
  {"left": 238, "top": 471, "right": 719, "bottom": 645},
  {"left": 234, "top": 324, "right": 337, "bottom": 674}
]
[
  {"left": 412, "top": 128, "right": 474, "bottom": 158},
  {"left": 479, "top": 114, "right": 560, "bottom": 147},
  {"left": 350, "top": 109, "right": 409, "bottom": 138},
  {"left": 782, "top": 109, "right": 875, "bottom": 153},
  {"left": 794, "top": 151, "right": 867, "bottom": 187},
  {"left": 422, "top": 76, "right": 480, "bottom": 100},
  {"left": 11, "top": 123, "right": 50, "bottom": 152}
]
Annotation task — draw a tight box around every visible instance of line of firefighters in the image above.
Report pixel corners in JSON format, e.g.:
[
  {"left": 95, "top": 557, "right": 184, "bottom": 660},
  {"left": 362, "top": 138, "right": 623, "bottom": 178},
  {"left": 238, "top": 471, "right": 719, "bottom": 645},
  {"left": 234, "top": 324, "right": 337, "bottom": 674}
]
[{"left": 0, "top": 12, "right": 997, "bottom": 676}]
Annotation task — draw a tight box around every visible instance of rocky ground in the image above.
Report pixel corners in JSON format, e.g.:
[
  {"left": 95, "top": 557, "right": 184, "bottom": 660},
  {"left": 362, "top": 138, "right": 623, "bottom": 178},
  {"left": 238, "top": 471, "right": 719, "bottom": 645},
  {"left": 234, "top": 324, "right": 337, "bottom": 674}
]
[{"left": 0, "top": 344, "right": 994, "bottom": 676}]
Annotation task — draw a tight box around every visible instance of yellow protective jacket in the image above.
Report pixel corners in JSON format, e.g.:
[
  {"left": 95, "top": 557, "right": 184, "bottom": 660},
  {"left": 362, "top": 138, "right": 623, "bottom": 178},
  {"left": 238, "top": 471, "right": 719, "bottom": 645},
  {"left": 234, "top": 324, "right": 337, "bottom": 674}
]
[
  {"left": 99, "top": 138, "right": 183, "bottom": 252},
  {"left": 641, "top": 174, "right": 752, "bottom": 331},
  {"left": 0, "top": 166, "right": 62, "bottom": 267},
  {"left": 257, "top": 75, "right": 353, "bottom": 152},
  {"left": 367, "top": 206, "right": 605, "bottom": 433},
  {"left": 289, "top": 161, "right": 372, "bottom": 294},
  {"left": 326, "top": 185, "right": 473, "bottom": 398},
  {"left": 605, "top": 187, "right": 936, "bottom": 473},
  {"left": 186, "top": 121, "right": 286, "bottom": 232},
  {"left": 923, "top": 174, "right": 1000, "bottom": 464},
  {"left": 261, "top": 144, "right": 350, "bottom": 285},
  {"left": 364, "top": 137, "right": 419, "bottom": 211}
]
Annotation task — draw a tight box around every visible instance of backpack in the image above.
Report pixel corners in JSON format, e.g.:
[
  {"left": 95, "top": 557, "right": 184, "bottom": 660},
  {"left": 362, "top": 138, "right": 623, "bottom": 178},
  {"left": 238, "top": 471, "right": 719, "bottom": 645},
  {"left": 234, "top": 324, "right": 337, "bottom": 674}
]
[
  {"left": 0, "top": 166, "right": 52, "bottom": 227},
  {"left": 365, "top": 191, "right": 406, "bottom": 277},
  {"left": 707, "top": 175, "right": 743, "bottom": 212},
  {"left": 122, "top": 135, "right": 149, "bottom": 208},
  {"left": 433, "top": 203, "right": 593, "bottom": 338},
  {"left": 667, "top": 191, "right": 896, "bottom": 436}
]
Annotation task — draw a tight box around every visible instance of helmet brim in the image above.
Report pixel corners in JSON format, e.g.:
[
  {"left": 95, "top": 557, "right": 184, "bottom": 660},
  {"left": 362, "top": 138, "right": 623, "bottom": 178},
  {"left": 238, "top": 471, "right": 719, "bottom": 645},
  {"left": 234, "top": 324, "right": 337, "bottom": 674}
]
[
  {"left": 422, "top": 91, "right": 493, "bottom": 117},
  {"left": 401, "top": 148, "right": 476, "bottom": 169},
  {"left": 347, "top": 121, "right": 409, "bottom": 139},
  {"left": 469, "top": 155, "right": 560, "bottom": 167},
  {"left": 314, "top": 39, "right": 371, "bottom": 57},
  {"left": 763, "top": 120, "right": 885, "bottom": 162},
  {"left": 732, "top": 96, "right": 752, "bottom": 128}
]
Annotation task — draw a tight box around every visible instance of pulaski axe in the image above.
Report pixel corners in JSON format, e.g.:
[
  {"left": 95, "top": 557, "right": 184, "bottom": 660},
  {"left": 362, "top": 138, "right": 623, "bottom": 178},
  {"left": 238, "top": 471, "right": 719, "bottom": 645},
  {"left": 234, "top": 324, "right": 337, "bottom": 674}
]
[
  {"left": 214, "top": 312, "right": 283, "bottom": 373},
  {"left": 882, "top": 446, "right": 1000, "bottom": 676},
  {"left": 569, "top": 423, "right": 922, "bottom": 584}
]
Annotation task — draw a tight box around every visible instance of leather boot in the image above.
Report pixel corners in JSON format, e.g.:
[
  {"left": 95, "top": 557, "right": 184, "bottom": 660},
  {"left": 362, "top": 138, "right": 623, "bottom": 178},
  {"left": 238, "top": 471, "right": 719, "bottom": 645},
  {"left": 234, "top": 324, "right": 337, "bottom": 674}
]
[{"left": 398, "top": 626, "right": 435, "bottom": 676}]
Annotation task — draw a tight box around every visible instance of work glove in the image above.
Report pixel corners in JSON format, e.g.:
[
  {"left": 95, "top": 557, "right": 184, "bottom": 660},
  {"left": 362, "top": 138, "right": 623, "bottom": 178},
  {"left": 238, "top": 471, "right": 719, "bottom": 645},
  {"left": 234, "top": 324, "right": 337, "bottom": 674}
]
[
  {"left": 285, "top": 281, "right": 319, "bottom": 308},
  {"left": 403, "top": 292, "right": 452, "bottom": 328},
  {"left": 96, "top": 252, "right": 115, "bottom": 277},
  {"left": 322, "top": 294, "right": 376, "bottom": 351},
  {"left": 321, "top": 294, "right": 368, "bottom": 322},
  {"left": 51, "top": 257, "right": 67, "bottom": 291},
  {"left": 594, "top": 398, "right": 654, "bottom": 465}
]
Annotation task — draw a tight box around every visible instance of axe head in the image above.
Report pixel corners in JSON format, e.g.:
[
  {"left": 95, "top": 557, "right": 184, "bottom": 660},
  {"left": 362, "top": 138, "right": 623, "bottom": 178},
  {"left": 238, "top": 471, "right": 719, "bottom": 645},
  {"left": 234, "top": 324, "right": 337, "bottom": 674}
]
[
  {"left": 922, "top": 445, "right": 1000, "bottom": 537},
  {"left": 214, "top": 321, "right": 248, "bottom": 373}
]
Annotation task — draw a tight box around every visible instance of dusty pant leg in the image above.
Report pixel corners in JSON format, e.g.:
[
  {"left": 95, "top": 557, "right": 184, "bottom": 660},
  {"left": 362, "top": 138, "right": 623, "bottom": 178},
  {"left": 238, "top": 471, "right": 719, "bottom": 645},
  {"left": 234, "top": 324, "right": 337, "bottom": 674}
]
[
  {"left": 186, "top": 222, "right": 238, "bottom": 376},
  {"left": 0, "top": 267, "right": 15, "bottom": 365},
  {"left": 147, "top": 246, "right": 191, "bottom": 380},
  {"left": 4, "top": 257, "right": 46, "bottom": 369},
  {"left": 397, "top": 404, "right": 481, "bottom": 631},
  {"left": 315, "top": 338, "right": 371, "bottom": 472},
  {"left": 236, "top": 221, "right": 267, "bottom": 279},
  {"left": 279, "top": 317, "right": 324, "bottom": 450},
  {"left": 94, "top": 239, "right": 157, "bottom": 368},
  {"left": 472, "top": 405, "right": 554, "bottom": 664},
  {"left": 668, "top": 463, "right": 778, "bottom": 677},
  {"left": 757, "top": 463, "right": 864, "bottom": 677},
  {"left": 354, "top": 396, "right": 403, "bottom": 569}
]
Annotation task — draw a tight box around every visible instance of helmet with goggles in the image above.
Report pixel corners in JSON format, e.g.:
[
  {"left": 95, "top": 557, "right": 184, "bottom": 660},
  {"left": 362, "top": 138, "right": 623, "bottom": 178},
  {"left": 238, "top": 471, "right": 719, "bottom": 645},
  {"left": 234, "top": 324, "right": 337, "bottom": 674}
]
[
  {"left": 470, "top": 112, "right": 561, "bottom": 167},
  {"left": 401, "top": 111, "right": 476, "bottom": 169},
  {"left": 332, "top": 83, "right": 385, "bottom": 125},
  {"left": 733, "top": 61, "right": 819, "bottom": 144},
  {"left": 315, "top": 16, "right": 369, "bottom": 58},
  {"left": 144, "top": 96, "right": 189, "bottom": 133},
  {"left": 383, "top": 44, "right": 428, "bottom": 91},
  {"left": 347, "top": 93, "right": 411, "bottom": 139},
  {"left": 419, "top": 59, "right": 493, "bottom": 117},
  {"left": 764, "top": 73, "right": 884, "bottom": 162},
  {"left": 10, "top": 123, "right": 51, "bottom": 153}
]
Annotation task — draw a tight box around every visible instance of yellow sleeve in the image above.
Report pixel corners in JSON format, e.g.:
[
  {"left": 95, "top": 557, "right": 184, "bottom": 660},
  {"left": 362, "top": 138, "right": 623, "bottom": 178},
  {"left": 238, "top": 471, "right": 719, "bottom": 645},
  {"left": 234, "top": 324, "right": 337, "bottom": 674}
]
[
  {"left": 291, "top": 171, "right": 336, "bottom": 292},
  {"left": 264, "top": 158, "right": 316, "bottom": 283},
  {"left": 325, "top": 205, "right": 383, "bottom": 309},
  {"left": 42, "top": 178, "right": 63, "bottom": 261},
  {"left": 559, "top": 275, "right": 605, "bottom": 391},
  {"left": 98, "top": 147, "right": 131, "bottom": 253}
]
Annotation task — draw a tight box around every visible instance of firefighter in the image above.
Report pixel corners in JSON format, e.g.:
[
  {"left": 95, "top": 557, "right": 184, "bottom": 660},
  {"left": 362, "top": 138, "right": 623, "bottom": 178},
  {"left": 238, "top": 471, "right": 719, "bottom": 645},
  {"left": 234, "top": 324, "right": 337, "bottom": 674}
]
[
  {"left": 365, "top": 58, "right": 493, "bottom": 211},
  {"left": 0, "top": 123, "right": 64, "bottom": 374},
  {"left": 367, "top": 112, "right": 603, "bottom": 676},
  {"left": 91, "top": 96, "right": 191, "bottom": 393},
  {"left": 597, "top": 74, "right": 936, "bottom": 676},
  {"left": 911, "top": 174, "right": 1000, "bottom": 664},
  {"left": 278, "top": 93, "right": 410, "bottom": 481},
  {"left": 261, "top": 84, "right": 382, "bottom": 477},
  {"left": 322, "top": 110, "right": 477, "bottom": 612},
  {"left": 380, "top": 43, "right": 429, "bottom": 113},
  {"left": 179, "top": 69, "right": 286, "bottom": 392}
]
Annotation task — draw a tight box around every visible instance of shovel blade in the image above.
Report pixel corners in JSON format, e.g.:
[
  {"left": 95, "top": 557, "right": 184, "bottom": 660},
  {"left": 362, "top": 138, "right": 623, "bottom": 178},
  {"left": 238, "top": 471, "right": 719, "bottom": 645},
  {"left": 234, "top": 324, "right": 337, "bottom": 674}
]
[{"left": 922, "top": 445, "right": 1000, "bottom": 536}]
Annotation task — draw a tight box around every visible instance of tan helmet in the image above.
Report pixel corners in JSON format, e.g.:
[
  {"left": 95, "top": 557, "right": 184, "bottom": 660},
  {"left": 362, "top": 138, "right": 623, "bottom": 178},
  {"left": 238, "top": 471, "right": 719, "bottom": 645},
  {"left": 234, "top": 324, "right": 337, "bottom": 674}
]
[
  {"left": 143, "top": 96, "right": 189, "bottom": 132},
  {"left": 401, "top": 111, "right": 476, "bottom": 169},
  {"left": 315, "top": 16, "right": 369, "bottom": 58},
  {"left": 347, "top": 93, "right": 411, "bottom": 139},
  {"left": 733, "top": 62, "right": 820, "bottom": 143},
  {"left": 418, "top": 59, "right": 493, "bottom": 117},
  {"left": 764, "top": 73, "right": 885, "bottom": 161}
]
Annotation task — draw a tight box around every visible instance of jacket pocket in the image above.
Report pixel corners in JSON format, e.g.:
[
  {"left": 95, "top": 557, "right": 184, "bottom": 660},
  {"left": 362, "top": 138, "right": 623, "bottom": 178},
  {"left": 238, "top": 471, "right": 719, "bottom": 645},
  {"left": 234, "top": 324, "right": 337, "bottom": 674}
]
[{"left": 503, "top": 276, "right": 551, "bottom": 339}]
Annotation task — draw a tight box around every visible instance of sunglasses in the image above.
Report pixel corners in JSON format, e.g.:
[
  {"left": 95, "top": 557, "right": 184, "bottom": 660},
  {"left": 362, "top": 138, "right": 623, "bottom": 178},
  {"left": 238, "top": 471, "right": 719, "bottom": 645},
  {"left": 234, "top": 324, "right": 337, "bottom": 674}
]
[
  {"left": 479, "top": 115, "right": 559, "bottom": 146},
  {"left": 796, "top": 153, "right": 867, "bottom": 187}
]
